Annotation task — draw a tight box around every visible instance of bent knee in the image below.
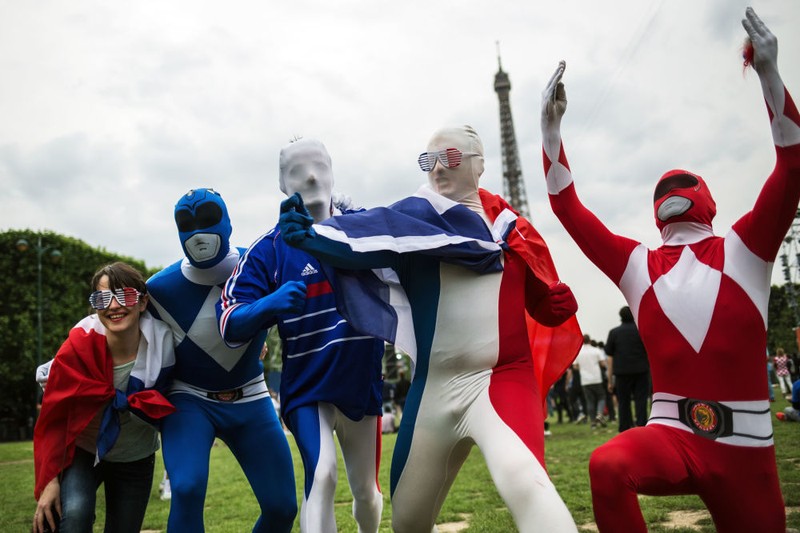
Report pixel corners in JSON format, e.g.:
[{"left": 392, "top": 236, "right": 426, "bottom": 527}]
[
  {"left": 589, "top": 441, "right": 633, "bottom": 492},
  {"left": 60, "top": 500, "right": 95, "bottom": 529},
  {"left": 309, "top": 462, "right": 338, "bottom": 493},
  {"left": 169, "top": 475, "right": 208, "bottom": 504}
]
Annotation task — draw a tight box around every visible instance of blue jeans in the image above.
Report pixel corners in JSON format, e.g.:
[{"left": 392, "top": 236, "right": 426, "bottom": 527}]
[{"left": 59, "top": 447, "right": 155, "bottom": 533}]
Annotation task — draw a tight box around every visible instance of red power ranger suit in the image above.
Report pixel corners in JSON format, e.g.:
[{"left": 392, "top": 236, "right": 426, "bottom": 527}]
[{"left": 540, "top": 10, "right": 799, "bottom": 533}]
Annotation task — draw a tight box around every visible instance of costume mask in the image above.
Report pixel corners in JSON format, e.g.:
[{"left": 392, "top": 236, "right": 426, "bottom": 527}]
[
  {"left": 425, "top": 126, "right": 485, "bottom": 203},
  {"left": 279, "top": 139, "right": 334, "bottom": 221},
  {"left": 174, "top": 188, "right": 232, "bottom": 267},
  {"left": 653, "top": 169, "right": 716, "bottom": 231}
]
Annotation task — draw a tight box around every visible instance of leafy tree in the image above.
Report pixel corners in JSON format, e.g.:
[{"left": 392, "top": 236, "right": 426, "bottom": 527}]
[
  {"left": 0, "top": 229, "right": 155, "bottom": 440},
  {"left": 768, "top": 282, "right": 800, "bottom": 355}
]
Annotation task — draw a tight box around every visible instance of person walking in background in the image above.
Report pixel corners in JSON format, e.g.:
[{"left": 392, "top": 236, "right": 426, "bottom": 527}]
[
  {"left": 574, "top": 335, "right": 608, "bottom": 429},
  {"left": 595, "top": 340, "right": 616, "bottom": 422},
  {"left": 567, "top": 360, "right": 587, "bottom": 423},
  {"left": 604, "top": 307, "right": 650, "bottom": 432},
  {"left": 148, "top": 188, "right": 297, "bottom": 532},
  {"left": 218, "top": 138, "right": 385, "bottom": 533},
  {"left": 550, "top": 370, "right": 573, "bottom": 423},
  {"left": 33, "top": 262, "right": 175, "bottom": 533},
  {"left": 773, "top": 347, "right": 794, "bottom": 397},
  {"left": 382, "top": 404, "right": 397, "bottom": 434},
  {"left": 540, "top": 8, "right": 795, "bottom": 531}
]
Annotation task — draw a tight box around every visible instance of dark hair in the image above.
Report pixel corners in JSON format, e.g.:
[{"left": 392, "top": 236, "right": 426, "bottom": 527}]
[
  {"left": 619, "top": 306, "right": 634, "bottom": 323},
  {"left": 90, "top": 262, "right": 147, "bottom": 294}
]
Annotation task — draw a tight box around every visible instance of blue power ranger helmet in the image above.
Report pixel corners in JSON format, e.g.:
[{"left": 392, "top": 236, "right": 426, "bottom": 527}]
[{"left": 174, "top": 188, "right": 232, "bottom": 268}]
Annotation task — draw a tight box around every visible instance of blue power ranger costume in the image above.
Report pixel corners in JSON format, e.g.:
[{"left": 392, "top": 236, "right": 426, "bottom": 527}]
[{"left": 147, "top": 188, "right": 296, "bottom": 532}]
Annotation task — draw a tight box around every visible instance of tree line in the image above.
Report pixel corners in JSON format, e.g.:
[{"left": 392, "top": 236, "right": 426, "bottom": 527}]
[{"left": 0, "top": 229, "right": 154, "bottom": 441}]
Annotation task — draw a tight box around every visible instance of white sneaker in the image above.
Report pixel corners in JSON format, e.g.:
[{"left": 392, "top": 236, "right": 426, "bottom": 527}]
[{"left": 160, "top": 479, "right": 172, "bottom": 501}]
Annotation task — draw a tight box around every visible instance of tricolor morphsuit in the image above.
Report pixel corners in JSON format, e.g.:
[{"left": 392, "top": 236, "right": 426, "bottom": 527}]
[
  {"left": 278, "top": 127, "right": 582, "bottom": 533},
  {"left": 174, "top": 188, "right": 232, "bottom": 268},
  {"left": 541, "top": 8, "right": 798, "bottom": 533},
  {"left": 148, "top": 188, "right": 296, "bottom": 533}
]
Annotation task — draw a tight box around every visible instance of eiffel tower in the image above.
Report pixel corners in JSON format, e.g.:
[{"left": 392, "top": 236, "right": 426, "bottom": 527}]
[{"left": 494, "top": 45, "right": 530, "bottom": 218}]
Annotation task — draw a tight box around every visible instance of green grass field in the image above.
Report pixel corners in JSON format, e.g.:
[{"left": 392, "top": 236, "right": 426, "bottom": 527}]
[{"left": 2, "top": 394, "right": 798, "bottom": 532}]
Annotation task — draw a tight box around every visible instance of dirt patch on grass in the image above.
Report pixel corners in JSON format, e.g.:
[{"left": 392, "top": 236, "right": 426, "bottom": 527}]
[
  {"left": 579, "top": 510, "right": 710, "bottom": 531},
  {"left": 662, "top": 510, "right": 709, "bottom": 529},
  {"left": 438, "top": 514, "right": 470, "bottom": 532},
  {"left": 580, "top": 506, "right": 800, "bottom": 531},
  {"left": 0, "top": 459, "right": 32, "bottom": 465}
]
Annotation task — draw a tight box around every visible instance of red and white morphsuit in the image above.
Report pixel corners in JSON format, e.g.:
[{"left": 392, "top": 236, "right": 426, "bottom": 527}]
[{"left": 541, "top": 8, "right": 799, "bottom": 533}]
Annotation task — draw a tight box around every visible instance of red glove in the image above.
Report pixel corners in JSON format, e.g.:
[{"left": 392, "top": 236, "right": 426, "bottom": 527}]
[{"left": 532, "top": 281, "right": 578, "bottom": 327}]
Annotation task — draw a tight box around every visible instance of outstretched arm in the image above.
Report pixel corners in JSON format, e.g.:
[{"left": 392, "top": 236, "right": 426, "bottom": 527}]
[
  {"left": 733, "top": 7, "right": 800, "bottom": 260},
  {"left": 280, "top": 193, "right": 399, "bottom": 270},
  {"left": 541, "top": 62, "right": 640, "bottom": 284}
]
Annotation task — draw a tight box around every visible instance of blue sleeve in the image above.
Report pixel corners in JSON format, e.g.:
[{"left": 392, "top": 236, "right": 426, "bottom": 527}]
[{"left": 217, "top": 235, "right": 280, "bottom": 344}]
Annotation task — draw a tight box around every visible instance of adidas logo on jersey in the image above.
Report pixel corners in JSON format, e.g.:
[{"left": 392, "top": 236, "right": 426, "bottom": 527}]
[{"left": 301, "top": 263, "right": 318, "bottom": 276}]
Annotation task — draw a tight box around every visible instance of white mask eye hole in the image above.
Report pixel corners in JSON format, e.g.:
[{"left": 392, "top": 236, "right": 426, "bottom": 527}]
[{"left": 657, "top": 196, "right": 693, "bottom": 221}]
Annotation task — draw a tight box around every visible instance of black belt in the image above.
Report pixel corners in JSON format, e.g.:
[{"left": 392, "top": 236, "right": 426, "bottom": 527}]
[{"left": 675, "top": 398, "right": 734, "bottom": 440}]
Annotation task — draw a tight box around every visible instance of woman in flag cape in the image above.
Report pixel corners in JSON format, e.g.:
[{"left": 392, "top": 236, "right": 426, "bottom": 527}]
[{"left": 33, "top": 262, "right": 175, "bottom": 533}]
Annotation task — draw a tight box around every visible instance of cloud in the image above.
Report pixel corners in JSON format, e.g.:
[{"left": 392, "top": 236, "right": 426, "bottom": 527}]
[{"left": 1, "top": 0, "right": 798, "bottom": 338}]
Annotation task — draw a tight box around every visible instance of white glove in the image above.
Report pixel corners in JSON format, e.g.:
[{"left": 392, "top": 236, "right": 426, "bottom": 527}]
[
  {"left": 541, "top": 60, "right": 567, "bottom": 137},
  {"left": 741, "top": 7, "right": 778, "bottom": 75},
  {"left": 35, "top": 359, "right": 54, "bottom": 391},
  {"left": 541, "top": 61, "right": 574, "bottom": 194},
  {"left": 742, "top": 7, "right": 799, "bottom": 148},
  {"left": 332, "top": 191, "right": 360, "bottom": 212}
]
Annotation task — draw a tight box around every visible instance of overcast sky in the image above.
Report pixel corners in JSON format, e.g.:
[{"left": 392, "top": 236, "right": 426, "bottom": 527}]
[{"left": 2, "top": 0, "right": 799, "bottom": 340}]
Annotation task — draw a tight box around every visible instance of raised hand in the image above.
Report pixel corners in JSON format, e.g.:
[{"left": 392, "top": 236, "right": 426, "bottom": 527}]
[
  {"left": 541, "top": 60, "right": 575, "bottom": 194},
  {"left": 741, "top": 7, "right": 799, "bottom": 148},
  {"left": 741, "top": 7, "right": 778, "bottom": 74},
  {"left": 541, "top": 60, "right": 568, "bottom": 133},
  {"left": 279, "top": 193, "right": 316, "bottom": 246}
]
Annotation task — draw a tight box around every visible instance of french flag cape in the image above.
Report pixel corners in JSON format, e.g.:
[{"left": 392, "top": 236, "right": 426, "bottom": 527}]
[
  {"left": 33, "top": 312, "right": 175, "bottom": 499},
  {"left": 315, "top": 186, "right": 582, "bottom": 403}
]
